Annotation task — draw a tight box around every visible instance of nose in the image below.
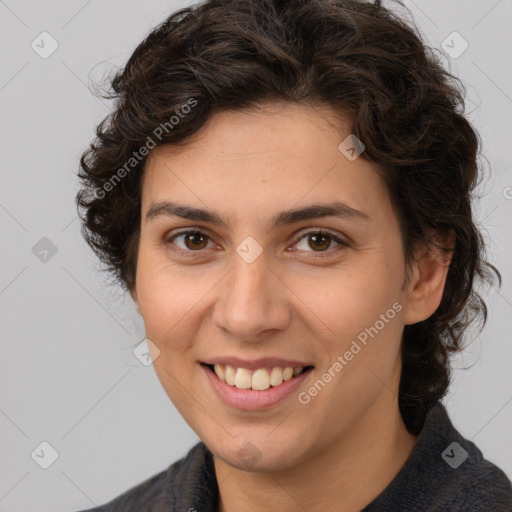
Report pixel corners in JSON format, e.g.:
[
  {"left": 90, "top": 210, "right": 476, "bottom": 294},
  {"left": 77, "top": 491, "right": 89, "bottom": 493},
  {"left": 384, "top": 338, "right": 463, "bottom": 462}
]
[{"left": 212, "top": 251, "right": 291, "bottom": 342}]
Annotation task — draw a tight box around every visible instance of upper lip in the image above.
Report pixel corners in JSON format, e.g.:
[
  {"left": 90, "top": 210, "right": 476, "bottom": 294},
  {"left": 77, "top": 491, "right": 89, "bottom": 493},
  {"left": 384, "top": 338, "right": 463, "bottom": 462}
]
[{"left": 201, "top": 356, "right": 314, "bottom": 371}]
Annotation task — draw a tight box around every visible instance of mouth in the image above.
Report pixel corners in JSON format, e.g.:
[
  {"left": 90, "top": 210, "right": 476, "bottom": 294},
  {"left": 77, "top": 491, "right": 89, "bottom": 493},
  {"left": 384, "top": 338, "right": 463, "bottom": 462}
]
[
  {"left": 201, "top": 362, "right": 315, "bottom": 391},
  {"left": 200, "top": 362, "right": 314, "bottom": 410},
  {"left": 201, "top": 363, "right": 314, "bottom": 391}
]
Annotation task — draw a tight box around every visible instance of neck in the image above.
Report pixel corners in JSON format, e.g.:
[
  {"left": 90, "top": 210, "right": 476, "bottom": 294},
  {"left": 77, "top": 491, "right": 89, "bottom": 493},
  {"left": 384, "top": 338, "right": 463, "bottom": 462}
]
[{"left": 214, "top": 392, "right": 417, "bottom": 512}]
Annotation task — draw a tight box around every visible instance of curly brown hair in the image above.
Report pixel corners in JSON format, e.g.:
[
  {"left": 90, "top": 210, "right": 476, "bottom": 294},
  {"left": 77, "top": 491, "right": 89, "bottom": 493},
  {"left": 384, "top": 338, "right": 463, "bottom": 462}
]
[{"left": 76, "top": 0, "right": 501, "bottom": 434}]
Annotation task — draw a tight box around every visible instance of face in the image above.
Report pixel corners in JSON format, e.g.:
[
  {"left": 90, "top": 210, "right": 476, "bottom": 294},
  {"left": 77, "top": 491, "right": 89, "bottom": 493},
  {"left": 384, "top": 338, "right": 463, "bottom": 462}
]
[{"left": 133, "top": 101, "right": 416, "bottom": 472}]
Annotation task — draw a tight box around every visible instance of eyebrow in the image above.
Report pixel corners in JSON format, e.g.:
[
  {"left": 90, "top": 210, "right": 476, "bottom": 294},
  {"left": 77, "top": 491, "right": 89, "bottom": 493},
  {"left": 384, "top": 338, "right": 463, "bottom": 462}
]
[{"left": 145, "top": 200, "right": 370, "bottom": 230}]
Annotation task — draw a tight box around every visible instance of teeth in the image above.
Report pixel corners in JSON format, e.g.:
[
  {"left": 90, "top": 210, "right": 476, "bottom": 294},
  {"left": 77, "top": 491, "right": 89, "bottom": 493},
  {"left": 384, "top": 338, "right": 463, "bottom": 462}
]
[
  {"left": 225, "top": 365, "right": 236, "bottom": 386},
  {"left": 234, "top": 368, "right": 252, "bottom": 389},
  {"left": 270, "top": 367, "right": 283, "bottom": 386},
  {"left": 252, "top": 369, "right": 270, "bottom": 391},
  {"left": 214, "top": 364, "right": 224, "bottom": 381},
  {"left": 283, "top": 367, "right": 294, "bottom": 381},
  {"left": 212, "top": 364, "right": 306, "bottom": 390}
]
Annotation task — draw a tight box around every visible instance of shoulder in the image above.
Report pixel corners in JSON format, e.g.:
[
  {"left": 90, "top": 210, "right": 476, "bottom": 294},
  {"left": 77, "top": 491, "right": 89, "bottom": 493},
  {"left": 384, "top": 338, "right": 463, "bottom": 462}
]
[
  {"left": 438, "top": 449, "right": 512, "bottom": 511},
  {"left": 75, "top": 468, "right": 170, "bottom": 512},
  {"left": 74, "top": 442, "right": 215, "bottom": 512},
  {"left": 416, "top": 403, "right": 512, "bottom": 511},
  {"left": 363, "top": 401, "right": 512, "bottom": 511}
]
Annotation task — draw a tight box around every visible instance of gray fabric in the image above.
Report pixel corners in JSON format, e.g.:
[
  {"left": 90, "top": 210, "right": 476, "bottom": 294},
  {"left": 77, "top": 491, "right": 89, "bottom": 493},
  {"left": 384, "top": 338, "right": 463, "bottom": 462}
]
[{"left": 76, "top": 402, "right": 512, "bottom": 511}]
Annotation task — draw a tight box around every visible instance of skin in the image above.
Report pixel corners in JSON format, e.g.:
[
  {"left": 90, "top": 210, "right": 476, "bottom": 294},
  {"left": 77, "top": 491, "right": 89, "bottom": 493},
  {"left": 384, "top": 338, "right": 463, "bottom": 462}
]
[{"left": 131, "top": 101, "right": 453, "bottom": 511}]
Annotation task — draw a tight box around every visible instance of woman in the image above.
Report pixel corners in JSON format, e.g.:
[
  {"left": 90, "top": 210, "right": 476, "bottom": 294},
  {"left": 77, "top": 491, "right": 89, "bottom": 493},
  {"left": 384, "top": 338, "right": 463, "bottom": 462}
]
[{"left": 75, "top": 0, "right": 512, "bottom": 510}]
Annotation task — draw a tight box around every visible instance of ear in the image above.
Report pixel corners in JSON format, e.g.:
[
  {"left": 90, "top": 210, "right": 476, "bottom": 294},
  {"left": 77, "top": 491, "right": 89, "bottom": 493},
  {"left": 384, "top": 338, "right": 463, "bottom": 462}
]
[{"left": 402, "top": 229, "right": 455, "bottom": 326}]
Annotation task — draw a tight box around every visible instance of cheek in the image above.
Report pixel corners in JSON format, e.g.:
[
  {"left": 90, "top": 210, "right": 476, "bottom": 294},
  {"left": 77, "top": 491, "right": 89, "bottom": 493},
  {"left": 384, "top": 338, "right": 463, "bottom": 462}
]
[
  {"left": 137, "top": 250, "right": 213, "bottom": 341},
  {"left": 307, "top": 260, "right": 400, "bottom": 325},
  {"left": 307, "top": 261, "right": 404, "bottom": 369}
]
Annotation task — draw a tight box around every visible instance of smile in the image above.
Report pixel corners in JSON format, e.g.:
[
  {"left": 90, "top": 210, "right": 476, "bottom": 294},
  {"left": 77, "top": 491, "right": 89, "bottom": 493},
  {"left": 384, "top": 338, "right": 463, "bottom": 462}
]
[
  {"left": 210, "top": 363, "right": 311, "bottom": 390},
  {"left": 200, "top": 362, "right": 315, "bottom": 410}
]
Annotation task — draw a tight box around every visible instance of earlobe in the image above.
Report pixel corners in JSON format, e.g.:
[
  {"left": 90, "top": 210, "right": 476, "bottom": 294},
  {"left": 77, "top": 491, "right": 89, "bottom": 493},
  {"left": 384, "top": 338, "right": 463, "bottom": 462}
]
[{"left": 402, "top": 230, "right": 455, "bottom": 326}]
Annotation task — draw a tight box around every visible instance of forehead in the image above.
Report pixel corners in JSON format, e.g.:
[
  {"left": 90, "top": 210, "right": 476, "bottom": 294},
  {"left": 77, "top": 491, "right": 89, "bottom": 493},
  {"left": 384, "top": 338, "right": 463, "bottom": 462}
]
[
  {"left": 141, "top": 102, "right": 394, "bottom": 227},
  {"left": 148, "top": 102, "right": 350, "bottom": 162}
]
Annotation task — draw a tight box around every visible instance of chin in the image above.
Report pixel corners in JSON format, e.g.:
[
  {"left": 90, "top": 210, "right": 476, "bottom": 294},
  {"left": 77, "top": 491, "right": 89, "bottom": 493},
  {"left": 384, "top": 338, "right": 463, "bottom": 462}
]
[{"left": 206, "top": 429, "right": 307, "bottom": 473}]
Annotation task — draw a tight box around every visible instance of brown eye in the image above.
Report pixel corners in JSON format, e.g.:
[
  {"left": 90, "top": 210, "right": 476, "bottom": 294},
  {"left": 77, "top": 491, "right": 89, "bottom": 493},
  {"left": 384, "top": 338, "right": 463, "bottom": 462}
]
[
  {"left": 294, "top": 230, "right": 347, "bottom": 255},
  {"left": 165, "top": 230, "right": 213, "bottom": 253},
  {"left": 164, "top": 228, "right": 348, "bottom": 259},
  {"left": 183, "top": 231, "right": 209, "bottom": 250},
  {"left": 306, "top": 233, "right": 332, "bottom": 251}
]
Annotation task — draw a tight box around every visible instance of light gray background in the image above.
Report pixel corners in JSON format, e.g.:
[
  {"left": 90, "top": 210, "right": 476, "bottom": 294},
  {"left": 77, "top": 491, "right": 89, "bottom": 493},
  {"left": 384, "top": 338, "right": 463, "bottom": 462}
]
[{"left": 0, "top": 1, "right": 511, "bottom": 510}]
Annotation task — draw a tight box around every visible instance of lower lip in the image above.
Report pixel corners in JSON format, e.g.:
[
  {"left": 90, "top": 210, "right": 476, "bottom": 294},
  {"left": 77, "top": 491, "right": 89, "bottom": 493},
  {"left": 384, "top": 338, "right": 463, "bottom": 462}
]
[{"left": 200, "top": 363, "right": 314, "bottom": 411}]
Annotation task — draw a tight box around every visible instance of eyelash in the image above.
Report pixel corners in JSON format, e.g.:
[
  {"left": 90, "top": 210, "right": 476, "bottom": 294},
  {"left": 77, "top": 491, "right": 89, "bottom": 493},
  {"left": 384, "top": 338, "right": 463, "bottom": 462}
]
[{"left": 163, "top": 228, "right": 349, "bottom": 259}]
